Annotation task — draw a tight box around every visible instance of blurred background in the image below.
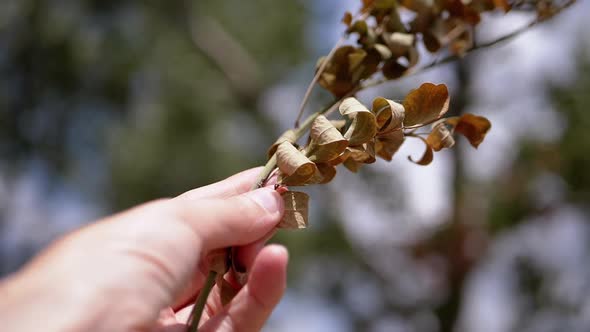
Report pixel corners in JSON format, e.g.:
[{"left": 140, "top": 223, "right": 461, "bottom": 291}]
[{"left": 1, "top": 0, "right": 590, "bottom": 331}]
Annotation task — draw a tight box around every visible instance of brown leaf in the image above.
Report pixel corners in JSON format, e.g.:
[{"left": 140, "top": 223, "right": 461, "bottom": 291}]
[
  {"left": 328, "top": 148, "right": 351, "bottom": 166},
  {"left": 423, "top": 31, "right": 442, "bottom": 53},
  {"left": 447, "top": 113, "right": 491, "bottom": 148},
  {"left": 382, "top": 59, "right": 407, "bottom": 79},
  {"left": 373, "top": 43, "right": 392, "bottom": 60},
  {"left": 427, "top": 122, "right": 455, "bottom": 151},
  {"left": 343, "top": 158, "right": 362, "bottom": 172},
  {"left": 307, "top": 115, "right": 348, "bottom": 163},
  {"left": 308, "top": 163, "right": 338, "bottom": 184},
  {"left": 277, "top": 191, "right": 309, "bottom": 229},
  {"left": 402, "top": 83, "right": 450, "bottom": 127},
  {"left": 276, "top": 142, "right": 317, "bottom": 186},
  {"left": 339, "top": 97, "right": 378, "bottom": 146},
  {"left": 372, "top": 97, "right": 405, "bottom": 130},
  {"left": 217, "top": 276, "right": 239, "bottom": 306},
  {"left": 348, "top": 141, "right": 376, "bottom": 164},
  {"left": 318, "top": 46, "right": 374, "bottom": 97},
  {"left": 375, "top": 130, "right": 404, "bottom": 161},
  {"left": 342, "top": 11, "right": 353, "bottom": 26},
  {"left": 408, "top": 135, "right": 434, "bottom": 165},
  {"left": 268, "top": 129, "right": 297, "bottom": 158},
  {"left": 383, "top": 32, "right": 415, "bottom": 57},
  {"left": 207, "top": 248, "right": 229, "bottom": 274},
  {"left": 493, "top": 0, "right": 511, "bottom": 12}
]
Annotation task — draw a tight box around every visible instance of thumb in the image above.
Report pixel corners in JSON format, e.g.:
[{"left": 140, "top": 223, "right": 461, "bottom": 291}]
[{"left": 172, "top": 188, "right": 284, "bottom": 251}]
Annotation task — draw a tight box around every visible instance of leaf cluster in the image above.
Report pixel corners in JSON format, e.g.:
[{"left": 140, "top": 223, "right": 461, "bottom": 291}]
[{"left": 274, "top": 83, "right": 490, "bottom": 228}]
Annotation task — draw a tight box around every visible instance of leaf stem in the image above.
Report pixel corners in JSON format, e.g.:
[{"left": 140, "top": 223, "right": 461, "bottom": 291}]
[{"left": 187, "top": 270, "right": 217, "bottom": 332}]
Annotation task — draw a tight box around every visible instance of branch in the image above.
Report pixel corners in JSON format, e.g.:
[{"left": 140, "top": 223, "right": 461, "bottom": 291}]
[{"left": 361, "top": 0, "right": 576, "bottom": 91}]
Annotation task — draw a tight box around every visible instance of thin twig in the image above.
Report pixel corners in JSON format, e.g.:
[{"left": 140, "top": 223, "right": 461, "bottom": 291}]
[
  {"left": 187, "top": 270, "right": 216, "bottom": 332},
  {"left": 294, "top": 35, "right": 346, "bottom": 128}
]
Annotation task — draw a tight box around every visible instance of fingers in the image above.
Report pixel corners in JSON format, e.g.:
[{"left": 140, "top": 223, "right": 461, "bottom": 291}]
[
  {"left": 171, "top": 188, "right": 284, "bottom": 251},
  {"left": 199, "top": 245, "right": 288, "bottom": 332},
  {"left": 177, "top": 167, "right": 263, "bottom": 201}
]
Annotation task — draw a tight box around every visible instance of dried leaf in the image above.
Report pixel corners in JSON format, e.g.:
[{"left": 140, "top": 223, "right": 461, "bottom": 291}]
[
  {"left": 427, "top": 122, "right": 455, "bottom": 151},
  {"left": 382, "top": 58, "right": 408, "bottom": 79},
  {"left": 276, "top": 142, "right": 317, "bottom": 186},
  {"left": 207, "top": 248, "right": 229, "bottom": 275},
  {"left": 408, "top": 135, "right": 434, "bottom": 165},
  {"left": 347, "top": 20, "right": 369, "bottom": 37},
  {"left": 372, "top": 97, "right": 405, "bottom": 130},
  {"left": 348, "top": 48, "right": 367, "bottom": 73},
  {"left": 373, "top": 43, "right": 392, "bottom": 60},
  {"left": 339, "top": 97, "right": 378, "bottom": 146},
  {"left": 268, "top": 129, "right": 297, "bottom": 158},
  {"left": 342, "top": 11, "right": 353, "bottom": 26},
  {"left": 277, "top": 191, "right": 309, "bottom": 229},
  {"left": 375, "top": 130, "right": 404, "bottom": 161},
  {"left": 423, "top": 31, "right": 442, "bottom": 52},
  {"left": 402, "top": 83, "right": 450, "bottom": 127},
  {"left": 343, "top": 158, "right": 362, "bottom": 172},
  {"left": 307, "top": 115, "right": 348, "bottom": 163},
  {"left": 328, "top": 148, "right": 351, "bottom": 166},
  {"left": 384, "top": 32, "right": 415, "bottom": 57},
  {"left": 447, "top": 113, "right": 491, "bottom": 148},
  {"left": 308, "top": 163, "right": 338, "bottom": 184},
  {"left": 348, "top": 142, "right": 376, "bottom": 164},
  {"left": 217, "top": 276, "right": 239, "bottom": 306}
]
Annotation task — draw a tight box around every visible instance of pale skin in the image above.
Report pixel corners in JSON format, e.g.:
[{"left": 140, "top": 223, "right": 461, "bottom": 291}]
[{"left": 0, "top": 167, "right": 288, "bottom": 332}]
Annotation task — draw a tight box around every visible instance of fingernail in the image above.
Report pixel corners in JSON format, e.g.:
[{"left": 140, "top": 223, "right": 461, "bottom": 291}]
[{"left": 247, "top": 188, "right": 282, "bottom": 213}]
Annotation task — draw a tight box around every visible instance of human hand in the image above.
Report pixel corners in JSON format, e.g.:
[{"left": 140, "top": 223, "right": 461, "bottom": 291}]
[{"left": 0, "top": 167, "right": 287, "bottom": 332}]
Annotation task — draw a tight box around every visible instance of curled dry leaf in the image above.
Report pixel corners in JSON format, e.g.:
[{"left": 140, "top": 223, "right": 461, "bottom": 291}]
[
  {"left": 276, "top": 142, "right": 317, "bottom": 186},
  {"left": 277, "top": 191, "right": 309, "bottom": 229},
  {"left": 307, "top": 115, "right": 348, "bottom": 163},
  {"left": 447, "top": 113, "right": 491, "bottom": 148},
  {"left": 408, "top": 135, "right": 434, "bottom": 165},
  {"left": 342, "top": 11, "right": 353, "bottom": 26},
  {"left": 217, "top": 276, "right": 239, "bottom": 306},
  {"left": 427, "top": 122, "right": 455, "bottom": 151},
  {"left": 268, "top": 129, "right": 297, "bottom": 158},
  {"left": 375, "top": 130, "right": 404, "bottom": 161},
  {"left": 308, "top": 163, "right": 338, "bottom": 184},
  {"left": 372, "top": 97, "right": 405, "bottom": 161},
  {"left": 207, "top": 248, "right": 230, "bottom": 275},
  {"left": 402, "top": 82, "right": 450, "bottom": 127},
  {"left": 339, "top": 97, "right": 378, "bottom": 146},
  {"left": 372, "top": 97, "right": 404, "bottom": 130}
]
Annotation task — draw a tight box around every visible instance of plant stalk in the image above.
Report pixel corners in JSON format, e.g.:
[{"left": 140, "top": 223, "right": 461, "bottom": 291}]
[{"left": 187, "top": 270, "right": 217, "bottom": 331}]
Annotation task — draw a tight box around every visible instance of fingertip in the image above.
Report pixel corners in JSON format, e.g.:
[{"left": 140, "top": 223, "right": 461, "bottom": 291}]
[
  {"left": 248, "top": 244, "right": 289, "bottom": 303},
  {"left": 244, "top": 188, "right": 284, "bottom": 219}
]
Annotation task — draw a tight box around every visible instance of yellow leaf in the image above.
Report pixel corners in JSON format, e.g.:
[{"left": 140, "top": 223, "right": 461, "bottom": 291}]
[
  {"left": 408, "top": 135, "right": 434, "bottom": 165},
  {"left": 276, "top": 142, "right": 317, "bottom": 186},
  {"left": 447, "top": 113, "right": 491, "bottom": 148},
  {"left": 427, "top": 122, "right": 455, "bottom": 151},
  {"left": 277, "top": 191, "right": 309, "bottom": 229},
  {"left": 307, "top": 115, "right": 348, "bottom": 163},
  {"left": 402, "top": 83, "right": 450, "bottom": 127},
  {"left": 267, "top": 129, "right": 297, "bottom": 159},
  {"left": 339, "top": 97, "right": 378, "bottom": 146}
]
